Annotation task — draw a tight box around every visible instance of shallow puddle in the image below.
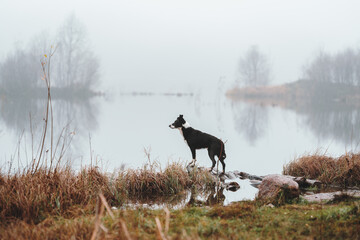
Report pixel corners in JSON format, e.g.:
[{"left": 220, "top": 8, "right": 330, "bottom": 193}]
[{"left": 121, "top": 178, "right": 259, "bottom": 209}]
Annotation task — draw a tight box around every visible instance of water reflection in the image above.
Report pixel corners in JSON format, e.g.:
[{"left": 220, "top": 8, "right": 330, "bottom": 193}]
[
  {"left": 231, "top": 101, "right": 268, "bottom": 145},
  {"left": 0, "top": 96, "right": 44, "bottom": 133},
  {"left": 124, "top": 186, "right": 228, "bottom": 209},
  {"left": 187, "top": 186, "right": 225, "bottom": 206},
  {"left": 125, "top": 191, "right": 189, "bottom": 209},
  {"left": 229, "top": 97, "right": 360, "bottom": 146},
  {"left": 301, "top": 104, "right": 360, "bottom": 146},
  {"left": 283, "top": 94, "right": 360, "bottom": 145},
  {"left": 0, "top": 95, "right": 99, "bottom": 138}
]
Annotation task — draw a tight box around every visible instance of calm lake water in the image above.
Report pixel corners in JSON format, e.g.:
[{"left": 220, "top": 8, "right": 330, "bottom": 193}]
[{"left": 0, "top": 90, "right": 358, "bottom": 203}]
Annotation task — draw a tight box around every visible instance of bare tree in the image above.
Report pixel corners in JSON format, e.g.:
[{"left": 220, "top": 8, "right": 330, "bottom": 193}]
[
  {"left": 304, "top": 49, "right": 333, "bottom": 83},
  {"left": 333, "top": 48, "right": 357, "bottom": 85},
  {"left": 54, "top": 14, "right": 99, "bottom": 88},
  {"left": 356, "top": 49, "right": 360, "bottom": 85},
  {"left": 0, "top": 46, "right": 40, "bottom": 92},
  {"left": 303, "top": 47, "right": 360, "bottom": 85},
  {"left": 238, "top": 45, "right": 271, "bottom": 86},
  {"left": 0, "top": 14, "right": 99, "bottom": 92}
]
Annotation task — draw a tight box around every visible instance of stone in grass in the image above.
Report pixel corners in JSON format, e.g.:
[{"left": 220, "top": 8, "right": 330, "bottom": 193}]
[
  {"left": 256, "top": 174, "right": 299, "bottom": 205},
  {"left": 225, "top": 181, "right": 240, "bottom": 191}
]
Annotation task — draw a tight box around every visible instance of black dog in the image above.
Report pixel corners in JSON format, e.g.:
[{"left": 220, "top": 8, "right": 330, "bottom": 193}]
[{"left": 169, "top": 115, "right": 226, "bottom": 173}]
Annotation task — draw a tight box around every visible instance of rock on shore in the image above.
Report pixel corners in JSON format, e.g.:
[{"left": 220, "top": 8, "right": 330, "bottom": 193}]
[{"left": 257, "top": 174, "right": 299, "bottom": 205}]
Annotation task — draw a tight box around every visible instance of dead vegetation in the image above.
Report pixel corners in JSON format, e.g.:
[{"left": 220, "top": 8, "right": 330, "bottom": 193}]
[
  {"left": 0, "top": 161, "right": 215, "bottom": 224},
  {"left": 119, "top": 162, "right": 214, "bottom": 197},
  {"left": 283, "top": 153, "right": 360, "bottom": 187}
]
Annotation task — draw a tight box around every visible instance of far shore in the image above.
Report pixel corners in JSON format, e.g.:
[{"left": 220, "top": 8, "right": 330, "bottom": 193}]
[{"left": 226, "top": 79, "right": 360, "bottom": 109}]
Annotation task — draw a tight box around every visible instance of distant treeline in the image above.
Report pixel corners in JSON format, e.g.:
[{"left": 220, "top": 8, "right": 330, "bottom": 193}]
[
  {"left": 304, "top": 47, "right": 360, "bottom": 85},
  {"left": 0, "top": 14, "right": 99, "bottom": 95}
]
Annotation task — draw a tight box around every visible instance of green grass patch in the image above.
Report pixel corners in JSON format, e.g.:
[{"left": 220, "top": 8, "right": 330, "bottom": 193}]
[{"left": 1, "top": 200, "right": 359, "bottom": 239}]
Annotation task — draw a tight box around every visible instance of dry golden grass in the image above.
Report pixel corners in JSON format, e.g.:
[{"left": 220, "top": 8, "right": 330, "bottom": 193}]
[
  {"left": 283, "top": 153, "right": 360, "bottom": 187},
  {"left": 0, "top": 166, "right": 115, "bottom": 224},
  {"left": 119, "top": 162, "right": 191, "bottom": 196},
  {"left": 0, "top": 162, "right": 214, "bottom": 224}
]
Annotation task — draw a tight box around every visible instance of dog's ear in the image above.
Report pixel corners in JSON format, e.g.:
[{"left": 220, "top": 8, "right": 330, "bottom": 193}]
[{"left": 179, "top": 114, "right": 183, "bottom": 118}]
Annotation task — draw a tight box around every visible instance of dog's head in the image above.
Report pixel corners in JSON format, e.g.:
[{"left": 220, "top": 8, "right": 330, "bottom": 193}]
[{"left": 169, "top": 114, "right": 186, "bottom": 129}]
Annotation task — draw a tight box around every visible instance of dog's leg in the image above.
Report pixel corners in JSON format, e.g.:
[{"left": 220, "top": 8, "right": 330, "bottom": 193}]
[
  {"left": 188, "top": 147, "right": 196, "bottom": 166},
  {"left": 220, "top": 157, "right": 226, "bottom": 173},
  {"left": 207, "top": 149, "right": 216, "bottom": 172}
]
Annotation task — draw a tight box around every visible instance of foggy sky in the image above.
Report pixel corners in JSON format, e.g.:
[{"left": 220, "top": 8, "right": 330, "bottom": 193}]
[{"left": 1, "top": 0, "right": 360, "bottom": 92}]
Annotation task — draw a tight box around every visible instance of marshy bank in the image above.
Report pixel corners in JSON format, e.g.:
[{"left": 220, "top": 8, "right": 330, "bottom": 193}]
[
  {"left": 0, "top": 177, "right": 359, "bottom": 239},
  {"left": 1, "top": 152, "right": 360, "bottom": 239},
  {"left": 0, "top": 162, "right": 217, "bottom": 224}
]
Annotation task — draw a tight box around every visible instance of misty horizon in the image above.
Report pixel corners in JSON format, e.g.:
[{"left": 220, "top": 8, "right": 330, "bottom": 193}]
[{"left": 1, "top": 0, "right": 360, "bottom": 93}]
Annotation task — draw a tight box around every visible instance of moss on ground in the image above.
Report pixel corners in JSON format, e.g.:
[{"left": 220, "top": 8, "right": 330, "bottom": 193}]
[{"left": 1, "top": 199, "right": 359, "bottom": 239}]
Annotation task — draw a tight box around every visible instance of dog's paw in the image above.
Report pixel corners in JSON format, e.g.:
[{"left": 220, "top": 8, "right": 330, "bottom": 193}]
[
  {"left": 186, "top": 162, "right": 196, "bottom": 168},
  {"left": 188, "top": 159, "right": 196, "bottom": 166}
]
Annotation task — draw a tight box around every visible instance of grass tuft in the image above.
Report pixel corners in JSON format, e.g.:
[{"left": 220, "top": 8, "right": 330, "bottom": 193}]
[
  {"left": 283, "top": 153, "right": 360, "bottom": 187},
  {"left": 0, "top": 166, "right": 113, "bottom": 224},
  {"left": 207, "top": 201, "right": 255, "bottom": 219}
]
